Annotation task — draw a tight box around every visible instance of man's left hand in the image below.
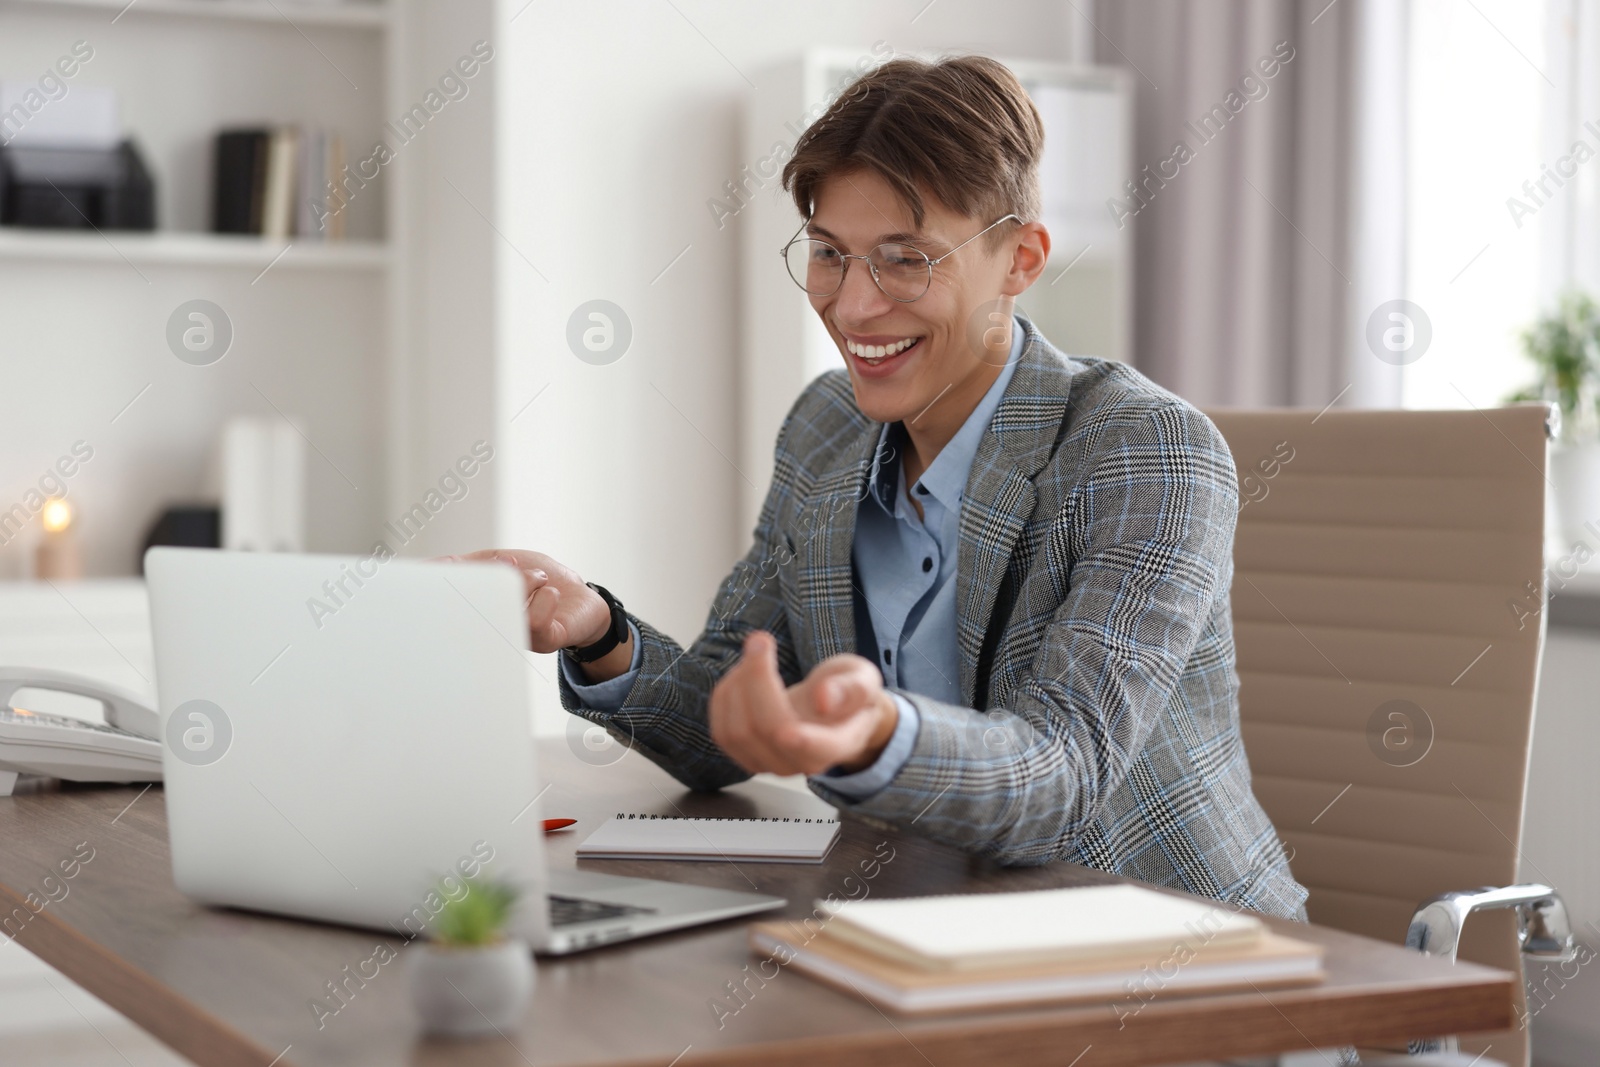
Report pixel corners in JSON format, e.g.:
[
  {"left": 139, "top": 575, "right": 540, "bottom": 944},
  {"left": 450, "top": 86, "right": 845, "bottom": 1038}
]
[{"left": 708, "top": 631, "right": 899, "bottom": 776}]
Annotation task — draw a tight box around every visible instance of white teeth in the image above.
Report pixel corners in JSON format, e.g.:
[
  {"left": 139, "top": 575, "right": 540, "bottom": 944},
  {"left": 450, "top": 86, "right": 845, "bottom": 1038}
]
[{"left": 846, "top": 337, "right": 917, "bottom": 361}]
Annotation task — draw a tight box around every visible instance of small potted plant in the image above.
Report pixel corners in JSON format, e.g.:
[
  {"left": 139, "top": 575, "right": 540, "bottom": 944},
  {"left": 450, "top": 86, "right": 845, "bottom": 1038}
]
[
  {"left": 408, "top": 878, "right": 534, "bottom": 1037},
  {"left": 1508, "top": 292, "right": 1600, "bottom": 545}
]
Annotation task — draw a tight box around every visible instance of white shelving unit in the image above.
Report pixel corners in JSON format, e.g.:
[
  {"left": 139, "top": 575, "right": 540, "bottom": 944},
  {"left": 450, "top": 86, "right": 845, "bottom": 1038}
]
[
  {"left": 0, "top": 0, "right": 409, "bottom": 577},
  {"left": 737, "top": 47, "right": 1133, "bottom": 534},
  {"left": 3, "top": 0, "right": 393, "bottom": 29},
  {"left": 0, "top": 228, "right": 389, "bottom": 268}
]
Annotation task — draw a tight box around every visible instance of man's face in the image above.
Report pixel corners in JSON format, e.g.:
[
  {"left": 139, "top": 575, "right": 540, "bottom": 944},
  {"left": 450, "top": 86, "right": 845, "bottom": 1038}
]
[{"left": 803, "top": 169, "right": 1019, "bottom": 426}]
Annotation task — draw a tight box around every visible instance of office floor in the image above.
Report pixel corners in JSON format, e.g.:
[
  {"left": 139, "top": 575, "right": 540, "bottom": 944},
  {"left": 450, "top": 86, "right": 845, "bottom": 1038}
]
[{"left": 0, "top": 938, "right": 187, "bottom": 1066}]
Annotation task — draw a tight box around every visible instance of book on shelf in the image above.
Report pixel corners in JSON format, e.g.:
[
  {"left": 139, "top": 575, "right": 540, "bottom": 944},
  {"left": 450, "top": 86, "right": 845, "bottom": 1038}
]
[
  {"left": 295, "top": 130, "right": 323, "bottom": 239},
  {"left": 324, "top": 135, "right": 346, "bottom": 241},
  {"left": 748, "top": 883, "right": 1325, "bottom": 1014},
  {"left": 260, "top": 126, "right": 297, "bottom": 239},
  {"left": 212, "top": 126, "right": 346, "bottom": 242},
  {"left": 212, "top": 129, "right": 267, "bottom": 235}
]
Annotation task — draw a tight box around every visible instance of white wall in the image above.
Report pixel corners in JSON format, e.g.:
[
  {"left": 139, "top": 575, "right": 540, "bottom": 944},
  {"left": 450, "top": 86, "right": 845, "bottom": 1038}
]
[
  {"left": 489, "top": 1, "right": 1080, "bottom": 728},
  {"left": 0, "top": 261, "right": 386, "bottom": 576},
  {"left": 386, "top": 0, "right": 501, "bottom": 558}
]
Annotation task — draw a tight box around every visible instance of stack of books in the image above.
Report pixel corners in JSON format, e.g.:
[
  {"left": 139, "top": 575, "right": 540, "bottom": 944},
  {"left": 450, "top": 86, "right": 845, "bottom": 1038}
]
[
  {"left": 748, "top": 883, "right": 1324, "bottom": 1014},
  {"left": 212, "top": 127, "right": 347, "bottom": 241}
]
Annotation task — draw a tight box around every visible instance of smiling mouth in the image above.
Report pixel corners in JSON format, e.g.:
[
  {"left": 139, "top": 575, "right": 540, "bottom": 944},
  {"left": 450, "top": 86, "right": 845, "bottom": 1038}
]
[{"left": 845, "top": 336, "right": 922, "bottom": 366}]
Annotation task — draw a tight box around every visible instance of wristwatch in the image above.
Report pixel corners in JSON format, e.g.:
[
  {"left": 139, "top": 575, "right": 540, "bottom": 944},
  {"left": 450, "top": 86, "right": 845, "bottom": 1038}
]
[{"left": 563, "top": 582, "right": 628, "bottom": 664}]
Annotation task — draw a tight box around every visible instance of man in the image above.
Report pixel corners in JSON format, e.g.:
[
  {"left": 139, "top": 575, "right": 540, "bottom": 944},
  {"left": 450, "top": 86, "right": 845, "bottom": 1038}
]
[{"left": 466, "top": 55, "right": 1307, "bottom": 921}]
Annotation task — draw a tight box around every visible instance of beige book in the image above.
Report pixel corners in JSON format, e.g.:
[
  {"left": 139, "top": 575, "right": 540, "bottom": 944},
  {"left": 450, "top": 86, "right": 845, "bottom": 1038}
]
[
  {"left": 816, "top": 883, "right": 1264, "bottom": 972},
  {"left": 749, "top": 920, "right": 1324, "bottom": 1015},
  {"left": 260, "top": 126, "right": 298, "bottom": 240}
]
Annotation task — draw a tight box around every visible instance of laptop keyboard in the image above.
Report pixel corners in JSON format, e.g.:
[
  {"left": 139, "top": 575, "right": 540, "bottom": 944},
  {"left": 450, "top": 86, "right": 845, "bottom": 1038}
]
[{"left": 548, "top": 894, "right": 658, "bottom": 928}]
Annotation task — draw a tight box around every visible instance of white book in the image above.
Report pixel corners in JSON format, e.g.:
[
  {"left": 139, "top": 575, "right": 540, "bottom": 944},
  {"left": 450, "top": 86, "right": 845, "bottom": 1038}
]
[
  {"left": 218, "top": 417, "right": 305, "bottom": 553},
  {"left": 817, "top": 883, "right": 1264, "bottom": 971},
  {"left": 749, "top": 922, "right": 1322, "bottom": 1014},
  {"left": 220, "top": 419, "right": 270, "bottom": 552},
  {"left": 576, "top": 814, "right": 840, "bottom": 863},
  {"left": 296, "top": 129, "right": 324, "bottom": 240},
  {"left": 325, "top": 135, "right": 346, "bottom": 241}
]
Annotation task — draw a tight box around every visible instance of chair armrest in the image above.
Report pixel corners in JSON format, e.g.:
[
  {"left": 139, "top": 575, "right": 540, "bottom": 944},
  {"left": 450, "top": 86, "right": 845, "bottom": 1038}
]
[
  {"left": 1400, "top": 884, "right": 1572, "bottom": 1057},
  {"left": 1405, "top": 882, "right": 1576, "bottom": 964}
]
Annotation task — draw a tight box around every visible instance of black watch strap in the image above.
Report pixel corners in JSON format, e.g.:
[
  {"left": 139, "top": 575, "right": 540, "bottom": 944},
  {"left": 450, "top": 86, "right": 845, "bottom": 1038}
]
[{"left": 564, "top": 582, "right": 627, "bottom": 664}]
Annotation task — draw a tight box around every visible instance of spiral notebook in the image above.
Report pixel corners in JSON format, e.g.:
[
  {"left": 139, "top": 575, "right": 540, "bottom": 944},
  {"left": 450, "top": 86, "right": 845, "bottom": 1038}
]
[{"left": 576, "top": 813, "right": 841, "bottom": 863}]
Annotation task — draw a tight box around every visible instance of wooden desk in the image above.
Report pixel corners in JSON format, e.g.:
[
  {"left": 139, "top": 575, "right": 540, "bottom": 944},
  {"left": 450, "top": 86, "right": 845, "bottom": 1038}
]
[{"left": 0, "top": 740, "right": 1513, "bottom": 1067}]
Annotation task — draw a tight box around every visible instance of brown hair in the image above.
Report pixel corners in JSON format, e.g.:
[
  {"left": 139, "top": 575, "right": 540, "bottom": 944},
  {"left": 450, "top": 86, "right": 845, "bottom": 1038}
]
[{"left": 781, "top": 55, "right": 1044, "bottom": 249}]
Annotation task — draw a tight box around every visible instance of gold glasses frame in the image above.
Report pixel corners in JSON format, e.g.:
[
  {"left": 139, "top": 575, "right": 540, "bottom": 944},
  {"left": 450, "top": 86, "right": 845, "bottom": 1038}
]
[{"left": 779, "top": 213, "right": 1022, "bottom": 303}]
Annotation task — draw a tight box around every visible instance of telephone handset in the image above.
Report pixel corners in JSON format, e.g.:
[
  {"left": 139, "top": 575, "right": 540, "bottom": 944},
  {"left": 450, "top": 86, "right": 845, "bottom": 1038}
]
[{"left": 0, "top": 666, "right": 163, "bottom": 797}]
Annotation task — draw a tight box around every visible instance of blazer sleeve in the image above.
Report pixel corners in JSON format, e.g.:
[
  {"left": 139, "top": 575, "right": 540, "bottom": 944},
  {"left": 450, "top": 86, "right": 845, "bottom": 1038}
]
[
  {"left": 808, "top": 401, "right": 1239, "bottom": 864},
  {"left": 554, "top": 394, "right": 811, "bottom": 792}
]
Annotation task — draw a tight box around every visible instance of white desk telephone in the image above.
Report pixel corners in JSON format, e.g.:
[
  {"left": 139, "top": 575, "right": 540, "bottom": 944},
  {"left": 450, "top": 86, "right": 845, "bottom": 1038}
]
[{"left": 0, "top": 667, "right": 163, "bottom": 797}]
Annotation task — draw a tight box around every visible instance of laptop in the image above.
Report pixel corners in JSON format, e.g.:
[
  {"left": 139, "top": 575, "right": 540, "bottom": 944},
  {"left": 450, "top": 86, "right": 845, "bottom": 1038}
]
[{"left": 143, "top": 547, "right": 784, "bottom": 954}]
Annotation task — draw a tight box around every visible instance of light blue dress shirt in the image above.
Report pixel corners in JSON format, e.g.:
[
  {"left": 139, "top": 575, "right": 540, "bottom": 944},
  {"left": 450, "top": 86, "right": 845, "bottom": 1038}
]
[{"left": 561, "top": 319, "right": 1025, "bottom": 799}]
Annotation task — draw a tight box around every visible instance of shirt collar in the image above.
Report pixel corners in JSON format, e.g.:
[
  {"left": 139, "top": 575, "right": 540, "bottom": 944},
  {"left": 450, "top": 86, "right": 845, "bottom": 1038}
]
[{"left": 865, "top": 316, "right": 1025, "bottom": 516}]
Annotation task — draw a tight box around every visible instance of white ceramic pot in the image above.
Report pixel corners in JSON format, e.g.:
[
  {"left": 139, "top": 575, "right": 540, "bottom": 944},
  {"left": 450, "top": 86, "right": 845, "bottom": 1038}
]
[
  {"left": 1551, "top": 441, "right": 1600, "bottom": 546},
  {"left": 408, "top": 938, "right": 534, "bottom": 1038}
]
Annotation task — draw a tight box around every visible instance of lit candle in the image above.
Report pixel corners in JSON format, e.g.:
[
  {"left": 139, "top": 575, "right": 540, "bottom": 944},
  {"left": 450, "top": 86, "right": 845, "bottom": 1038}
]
[{"left": 36, "top": 497, "right": 83, "bottom": 580}]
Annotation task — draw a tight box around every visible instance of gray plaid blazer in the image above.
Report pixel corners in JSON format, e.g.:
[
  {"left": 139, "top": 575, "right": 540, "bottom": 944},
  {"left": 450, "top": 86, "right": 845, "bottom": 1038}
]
[{"left": 559, "top": 315, "right": 1309, "bottom": 921}]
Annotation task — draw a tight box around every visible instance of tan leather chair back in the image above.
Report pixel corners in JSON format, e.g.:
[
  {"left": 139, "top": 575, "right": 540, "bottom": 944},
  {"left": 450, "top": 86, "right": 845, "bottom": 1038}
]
[{"left": 1207, "top": 406, "right": 1550, "bottom": 1066}]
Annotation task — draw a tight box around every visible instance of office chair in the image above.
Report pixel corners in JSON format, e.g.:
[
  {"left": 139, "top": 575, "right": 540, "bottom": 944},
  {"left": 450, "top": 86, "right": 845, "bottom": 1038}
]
[{"left": 1206, "top": 405, "right": 1576, "bottom": 1067}]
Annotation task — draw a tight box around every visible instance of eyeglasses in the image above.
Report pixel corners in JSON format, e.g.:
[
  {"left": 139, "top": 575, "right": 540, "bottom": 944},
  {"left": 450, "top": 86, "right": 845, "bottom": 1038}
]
[{"left": 779, "top": 214, "right": 1021, "bottom": 303}]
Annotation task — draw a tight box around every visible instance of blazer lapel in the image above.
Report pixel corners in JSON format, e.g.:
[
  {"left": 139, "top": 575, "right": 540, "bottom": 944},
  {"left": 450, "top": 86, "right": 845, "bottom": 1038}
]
[
  {"left": 955, "top": 321, "right": 1074, "bottom": 707},
  {"left": 796, "top": 419, "right": 879, "bottom": 665}
]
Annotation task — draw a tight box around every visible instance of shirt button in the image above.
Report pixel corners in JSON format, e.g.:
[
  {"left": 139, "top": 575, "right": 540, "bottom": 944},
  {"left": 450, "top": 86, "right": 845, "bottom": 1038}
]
[
  {"left": 922, "top": 557, "right": 933, "bottom": 572},
  {"left": 882, "top": 648, "right": 893, "bottom": 665}
]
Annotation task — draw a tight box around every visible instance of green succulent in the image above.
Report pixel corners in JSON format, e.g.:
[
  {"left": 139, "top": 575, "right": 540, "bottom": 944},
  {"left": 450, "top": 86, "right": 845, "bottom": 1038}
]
[
  {"left": 432, "top": 878, "right": 519, "bottom": 947},
  {"left": 1507, "top": 292, "right": 1600, "bottom": 443}
]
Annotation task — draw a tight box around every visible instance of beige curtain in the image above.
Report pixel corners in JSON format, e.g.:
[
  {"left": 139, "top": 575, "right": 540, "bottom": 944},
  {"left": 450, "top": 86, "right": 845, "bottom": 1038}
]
[{"left": 1089, "top": 0, "right": 1407, "bottom": 409}]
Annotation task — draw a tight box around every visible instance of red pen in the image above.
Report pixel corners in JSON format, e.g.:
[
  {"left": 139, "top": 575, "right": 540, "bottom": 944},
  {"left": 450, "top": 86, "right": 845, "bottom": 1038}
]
[{"left": 542, "top": 818, "right": 577, "bottom": 833}]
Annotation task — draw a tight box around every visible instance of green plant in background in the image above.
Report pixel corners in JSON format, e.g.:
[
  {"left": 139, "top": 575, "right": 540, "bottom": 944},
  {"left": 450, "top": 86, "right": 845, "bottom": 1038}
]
[
  {"left": 432, "top": 878, "right": 519, "bottom": 947},
  {"left": 1507, "top": 292, "right": 1600, "bottom": 443}
]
